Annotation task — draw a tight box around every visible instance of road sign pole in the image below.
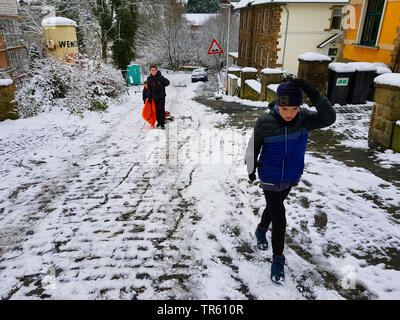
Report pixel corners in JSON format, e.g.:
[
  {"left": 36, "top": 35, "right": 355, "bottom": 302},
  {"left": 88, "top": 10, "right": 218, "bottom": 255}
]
[{"left": 226, "top": 6, "right": 231, "bottom": 72}]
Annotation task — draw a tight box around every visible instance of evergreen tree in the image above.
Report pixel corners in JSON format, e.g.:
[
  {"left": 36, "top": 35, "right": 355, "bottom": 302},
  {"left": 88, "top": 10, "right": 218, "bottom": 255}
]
[
  {"left": 187, "top": 0, "right": 220, "bottom": 13},
  {"left": 110, "top": 0, "right": 139, "bottom": 70},
  {"left": 92, "top": 0, "right": 138, "bottom": 70},
  {"left": 93, "top": 0, "right": 113, "bottom": 62}
]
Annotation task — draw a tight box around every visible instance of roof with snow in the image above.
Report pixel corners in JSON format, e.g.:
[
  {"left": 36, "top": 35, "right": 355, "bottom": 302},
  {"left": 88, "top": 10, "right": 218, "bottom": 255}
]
[{"left": 235, "top": 0, "right": 349, "bottom": 9}]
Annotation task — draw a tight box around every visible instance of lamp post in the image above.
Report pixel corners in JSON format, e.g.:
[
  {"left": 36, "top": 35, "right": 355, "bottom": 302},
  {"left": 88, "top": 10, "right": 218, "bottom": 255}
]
[
  {"left": 221, "top": 3, "right": 232, "bottom": 71},
  {"left": 221, "top": 2, "right": 232, "bottom": 95}
]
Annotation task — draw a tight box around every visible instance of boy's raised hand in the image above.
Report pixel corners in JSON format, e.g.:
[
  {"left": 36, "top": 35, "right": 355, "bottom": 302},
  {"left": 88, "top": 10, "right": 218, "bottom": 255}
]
[{"left": 290, "top": 79, "right": 321, "bottom": 105}]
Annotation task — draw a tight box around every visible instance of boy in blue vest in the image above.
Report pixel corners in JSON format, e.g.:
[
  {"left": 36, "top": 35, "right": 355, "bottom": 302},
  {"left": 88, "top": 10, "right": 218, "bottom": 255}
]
[{"left": 245, "top": 79, "right": 336, "bottom": 284}]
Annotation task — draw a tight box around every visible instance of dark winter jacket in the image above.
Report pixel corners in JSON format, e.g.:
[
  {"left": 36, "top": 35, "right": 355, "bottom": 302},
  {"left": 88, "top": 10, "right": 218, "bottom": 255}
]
[
  {"left": 245, "top": 95, "right": 336, "bottom": 187},
  {"left": 143, "top": 87, "right": 149, "bottom": 103},
  {"left": 147, "top": 71, "right": 170, "bottom": 100}
]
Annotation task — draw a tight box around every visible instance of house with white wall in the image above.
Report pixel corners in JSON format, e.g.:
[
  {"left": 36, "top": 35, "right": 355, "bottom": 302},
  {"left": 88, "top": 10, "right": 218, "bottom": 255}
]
[{"left": 235, "top": 0, "right": 349, "bottom": 74}]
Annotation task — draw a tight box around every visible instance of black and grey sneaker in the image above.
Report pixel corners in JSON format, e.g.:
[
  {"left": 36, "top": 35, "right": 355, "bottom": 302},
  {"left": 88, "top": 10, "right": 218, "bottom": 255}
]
[
  {"left": 271, "top": 254, "right": 285, "bottom": 284},
  {"left": 255, "top": 223, "right": 268, "bottom": 250}
]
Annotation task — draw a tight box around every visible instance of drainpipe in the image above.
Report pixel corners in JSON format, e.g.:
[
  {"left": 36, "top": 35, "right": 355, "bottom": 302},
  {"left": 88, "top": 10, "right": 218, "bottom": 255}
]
[{"left": 282, "top": 5, "right": 289, "bottom": 70}]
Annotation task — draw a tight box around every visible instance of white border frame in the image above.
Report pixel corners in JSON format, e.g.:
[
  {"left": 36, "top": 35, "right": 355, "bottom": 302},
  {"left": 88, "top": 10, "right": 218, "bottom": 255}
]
[{"left": 355, "top": 0, "right": 387, "bottom": 47}]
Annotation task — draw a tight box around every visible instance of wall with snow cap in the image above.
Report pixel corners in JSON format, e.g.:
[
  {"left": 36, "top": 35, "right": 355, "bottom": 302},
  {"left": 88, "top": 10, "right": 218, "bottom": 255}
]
[
  {"left": 298, "top": 52, "right": 331, "bottom": 62},
  {"left": 0, "top": 77, "right": 18, "bottom": 121},
  {"left": 239, "top": 67, "right": 258, "bottom": 98},
  {"left": 261, "top": 68, "right": 284, "bottom": 74},
  {"left": 241, "top": 67, "right": 258, "bottom": 73},
  {"left": 228, "top": 66, "right": 241, "bottom": 71},
  {"left": 374, "top": 73, "right": 400, "bottom": 88},
  {"left": 243, "top": 79, "right": 262, "bottom": 101},
  {"left": 245, "top": 79, "right": 261, "bottom": 94},
  {"left": 260, "top": 69, "right": 283, "bottom": 101},
  {"left": 0, "top": 79, "right": 13, "bottom": 87},
  {"left": 369, "top": 73, "right": 400, "bottom": 152}
]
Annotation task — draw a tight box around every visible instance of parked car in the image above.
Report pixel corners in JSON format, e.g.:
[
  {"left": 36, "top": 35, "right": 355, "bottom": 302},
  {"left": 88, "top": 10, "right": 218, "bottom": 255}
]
[{"left": 191, "top": 68, "right": 208, "bottom": 82}]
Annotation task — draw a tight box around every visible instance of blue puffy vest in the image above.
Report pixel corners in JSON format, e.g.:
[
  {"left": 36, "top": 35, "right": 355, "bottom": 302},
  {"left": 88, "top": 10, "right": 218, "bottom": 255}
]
[{"left": 257, "top": 125, "right": 309, "bottom": 184}]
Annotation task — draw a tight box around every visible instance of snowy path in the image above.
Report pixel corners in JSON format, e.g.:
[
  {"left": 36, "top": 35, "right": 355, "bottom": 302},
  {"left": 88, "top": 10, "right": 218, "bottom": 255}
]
[{"left": 0, "top": 72, "right": 399, "bottom": 299}]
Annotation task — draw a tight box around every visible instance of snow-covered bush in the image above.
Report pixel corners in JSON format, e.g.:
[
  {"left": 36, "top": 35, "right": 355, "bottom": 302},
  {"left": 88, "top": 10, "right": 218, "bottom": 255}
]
[{"left": 16, "top": 56, "right": 126, "bottom": 118}]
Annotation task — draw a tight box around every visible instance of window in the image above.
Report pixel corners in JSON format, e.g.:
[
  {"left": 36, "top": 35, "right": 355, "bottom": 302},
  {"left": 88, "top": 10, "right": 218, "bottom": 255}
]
[
  {"left": 360, "top": 0, "right": 385, "bottom": 47},
  {"left": 257, "top": 12, "right": 260, "bottom": 30},
  {"left": 263, "top": 10, "right": 267, "bottom": 31},
  {"left": 328, "top": 48, "right": 338, "bottom": 56},
  {"left": 247, "top": 10, "right": 251, "bottom": 30},
  {"left": 254, "top": 44, "right": 258, "bottom": 63},
  {"left": 260, "top": 47, "right": 264, "bottom": 66},
  {"left": 331, "top": 8, "right": 343, "bottom": 30},
  {"left": 268, "top": 9, "right": 274, "bottom": 32}
]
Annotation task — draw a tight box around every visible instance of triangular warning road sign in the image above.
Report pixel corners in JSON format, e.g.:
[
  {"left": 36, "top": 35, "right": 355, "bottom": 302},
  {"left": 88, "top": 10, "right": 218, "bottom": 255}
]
[{"left": 208, "top": 39, "right": 224, "bottom": 55}]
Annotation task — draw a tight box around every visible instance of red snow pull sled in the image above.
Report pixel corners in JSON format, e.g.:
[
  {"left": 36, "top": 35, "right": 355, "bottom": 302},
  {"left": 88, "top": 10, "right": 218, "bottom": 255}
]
[{"left": 142, "top": 98, "right": 156, "bottom": 128}]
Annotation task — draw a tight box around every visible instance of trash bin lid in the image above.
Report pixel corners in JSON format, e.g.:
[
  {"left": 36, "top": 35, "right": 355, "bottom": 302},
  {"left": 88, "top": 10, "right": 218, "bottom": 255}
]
[
  {"left": 346, "top": 62, "right": 377, "bottom": 72},
  {"left": 375, "top": 66, "right": 392, "bottom": 75},
  {"left": 328, "top": 63, "right": 356, "bottom": 73}
]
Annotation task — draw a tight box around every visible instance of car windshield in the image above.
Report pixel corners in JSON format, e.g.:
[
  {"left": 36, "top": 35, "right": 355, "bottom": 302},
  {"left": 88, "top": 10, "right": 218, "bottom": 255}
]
[{"left": 193, "top": 69, "right": 205, "bottom": 74}]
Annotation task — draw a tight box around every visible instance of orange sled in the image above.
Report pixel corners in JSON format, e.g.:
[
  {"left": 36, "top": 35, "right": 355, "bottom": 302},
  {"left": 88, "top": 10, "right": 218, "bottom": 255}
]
[{"left": 142, "top": 98, "right": 156, "bottom": 128}]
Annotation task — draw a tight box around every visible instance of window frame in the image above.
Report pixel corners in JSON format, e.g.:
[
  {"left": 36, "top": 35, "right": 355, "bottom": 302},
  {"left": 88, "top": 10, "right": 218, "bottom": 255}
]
[
  {"left": 330, "top": 7, "right": 343, "bottom": 30},
  {"left": 356, "top": 0, "right": 387, "bottom": 47}
]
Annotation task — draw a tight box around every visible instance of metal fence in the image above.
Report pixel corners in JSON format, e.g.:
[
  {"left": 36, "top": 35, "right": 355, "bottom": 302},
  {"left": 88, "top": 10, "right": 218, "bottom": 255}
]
[{"left": 0, "top": 17, "right": 28, "bottom": 81}]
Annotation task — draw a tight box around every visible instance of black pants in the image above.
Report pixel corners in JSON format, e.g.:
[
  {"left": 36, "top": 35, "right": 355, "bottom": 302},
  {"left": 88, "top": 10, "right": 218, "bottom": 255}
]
[
  {"left": 154, "top": 98, "right": 165, "bottom": 126},
  {"left": 260, "top": 187, "right": 292, "bottom": 256}
]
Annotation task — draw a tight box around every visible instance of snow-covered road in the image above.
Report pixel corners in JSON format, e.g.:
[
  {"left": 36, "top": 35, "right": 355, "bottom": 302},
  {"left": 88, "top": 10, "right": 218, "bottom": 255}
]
[{"left": 0, "top": 72, "right": 399, "bottom": 299}]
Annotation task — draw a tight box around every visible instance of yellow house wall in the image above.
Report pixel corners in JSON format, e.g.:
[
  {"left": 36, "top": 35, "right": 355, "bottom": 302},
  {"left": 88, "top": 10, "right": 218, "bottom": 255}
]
[{"left": 342, "top": 0, "right": 400, "bottom": 65}]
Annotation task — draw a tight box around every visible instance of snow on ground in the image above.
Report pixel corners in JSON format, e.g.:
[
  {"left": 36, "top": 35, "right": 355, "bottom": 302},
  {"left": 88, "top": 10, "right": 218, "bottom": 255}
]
[{"left": 0, "top": 71, "right": 399, "bottom": 300}]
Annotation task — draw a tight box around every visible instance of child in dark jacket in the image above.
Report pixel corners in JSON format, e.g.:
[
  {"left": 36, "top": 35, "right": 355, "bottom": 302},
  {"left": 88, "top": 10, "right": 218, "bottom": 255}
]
[
  {"left": 142, "top": 81, "right": 149, "bottom": 104},
  {"left": 245, "top": 79, "right": 336, "bottom": 284},
  {"left": 146, "top": 65, "right": 170, "bottom": 130}
]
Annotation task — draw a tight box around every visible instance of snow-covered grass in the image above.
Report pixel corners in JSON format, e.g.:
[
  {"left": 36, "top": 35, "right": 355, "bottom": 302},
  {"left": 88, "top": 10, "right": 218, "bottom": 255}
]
[{"left": 0, "top": 71, "right": 399, "bottom": 300}]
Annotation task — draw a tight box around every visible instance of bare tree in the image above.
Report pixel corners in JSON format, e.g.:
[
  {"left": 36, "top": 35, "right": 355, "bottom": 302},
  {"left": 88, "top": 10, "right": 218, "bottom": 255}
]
[
  {"left": 197, "top": 9, "right": 239, "bottom": 70},
  {"left": 136, "top": 0, "right": 196, "bottom": 70}
]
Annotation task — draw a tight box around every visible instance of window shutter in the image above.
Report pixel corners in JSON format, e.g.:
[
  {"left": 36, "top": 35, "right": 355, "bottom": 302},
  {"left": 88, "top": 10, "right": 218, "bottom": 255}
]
[{"left": 360, "top": 0, "right": 385, "bottom": 46}]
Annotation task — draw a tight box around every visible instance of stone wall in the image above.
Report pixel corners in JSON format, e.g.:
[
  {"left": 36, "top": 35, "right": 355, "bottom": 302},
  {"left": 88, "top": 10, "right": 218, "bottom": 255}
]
[
  {"left": 369, "top": 82, "right": 400, "bottom": 151},
  {"left": 297, "top": 58, "right": 330, "bottom": 100},
  {"left": 0, "top": 84, "right": 18, "bottom": 121},
  {"left": 227, "top": 74, "right": 239, "bottom": 96},
  {"left": 239, "top": 68, "right": 258, "bottom": 99},
  {"left": 243, "top": 81, "right": 261, "bottom": 101},
  {"left": 260, "top": 69, "right": 283, "bottom": 101}
]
